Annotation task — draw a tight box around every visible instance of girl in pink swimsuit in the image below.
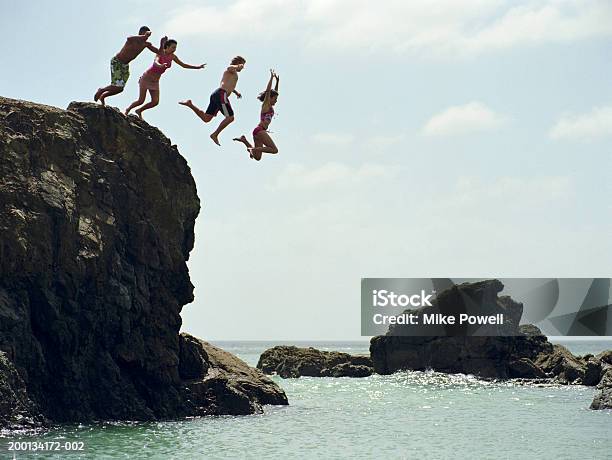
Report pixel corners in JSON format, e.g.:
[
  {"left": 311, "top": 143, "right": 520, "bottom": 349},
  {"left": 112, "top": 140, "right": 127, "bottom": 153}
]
[
  {"left": 234, "top": 69, "right": 279, "bottom": 161},
  {"left": 125, "top": 39, "right": 205, "bottom": 120}
]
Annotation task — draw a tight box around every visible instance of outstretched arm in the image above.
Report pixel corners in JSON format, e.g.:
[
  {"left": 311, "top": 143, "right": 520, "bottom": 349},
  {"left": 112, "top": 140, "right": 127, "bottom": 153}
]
[
  {"left": 262, "top": 69, "right": 275, "bottom": 111},
  {"left": 173, "top": 55, "right": 206, "bottom": 69},
  {"left": 127, "top": 31, "right": 151, "bottom": 42},
  {"left": 274, "top": 72, "right": 279, "bottom": 92}
]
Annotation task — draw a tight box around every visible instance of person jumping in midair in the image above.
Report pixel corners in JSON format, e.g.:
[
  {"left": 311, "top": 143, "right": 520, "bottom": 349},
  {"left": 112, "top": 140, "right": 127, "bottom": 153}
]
[
  {"left": 94, "top": 26, "right": 165, "bottom": 106},
  {"left": 125, "top": 39, "right": 205, "bottom": 120},
  {"left": 179, "top": 56, "right": 246, "bottom": 146},
  {"left": 233, "top": 69, "right": 279, "bottom": 161}
]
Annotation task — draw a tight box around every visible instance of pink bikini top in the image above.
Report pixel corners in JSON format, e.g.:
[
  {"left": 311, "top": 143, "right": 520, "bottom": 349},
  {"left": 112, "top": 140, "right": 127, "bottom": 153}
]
[
  {"left": 149, "top": 53, "right": 173, "bottom": 74},
  {"left": 260, "top": 107, "right": 274, "bottom": 126}
]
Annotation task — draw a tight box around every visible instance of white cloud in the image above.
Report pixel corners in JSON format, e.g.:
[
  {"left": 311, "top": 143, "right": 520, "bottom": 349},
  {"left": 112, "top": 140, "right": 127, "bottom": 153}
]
[
  {"left": 311, "top": 132, "right": 354, "bottom": 147},
  {"left": 549, "top": 106, "right": 612, "bottom": 141},
  {"left": 269, "top": 162, "right": 394, "bottom": 190},
  {"left": 422, "top": 102, "right": 507, "bottom": 137},
  {"left": 164, "top": 0, "right": 612, "bottom": 57}
]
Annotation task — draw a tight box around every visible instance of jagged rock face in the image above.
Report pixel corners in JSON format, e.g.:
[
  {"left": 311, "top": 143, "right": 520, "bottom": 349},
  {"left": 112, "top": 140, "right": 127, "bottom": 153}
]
[
  {"left": 590, "top": 357, "right": 612, "bottom": 410},
  {"left": 0, "top": 98, "right": 199, "bottom": 422},
  {"left": 0, "top": 98, "right": 287, "bottom": 424},
  {"left": 0, "top": 351, "right": 46, "bottom": 429},
  {"left": 257, "top": 346, "right": 374, "bottom": 378}
]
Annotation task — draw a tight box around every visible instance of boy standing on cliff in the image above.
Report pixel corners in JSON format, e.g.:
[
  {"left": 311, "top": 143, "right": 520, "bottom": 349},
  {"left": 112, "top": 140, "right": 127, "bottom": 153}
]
[
  {"left": 179, "top": 56, "right": 246, "bottom": 145},
  {"left": 94, "top": 26, "right": 166, "bottom": 106}
]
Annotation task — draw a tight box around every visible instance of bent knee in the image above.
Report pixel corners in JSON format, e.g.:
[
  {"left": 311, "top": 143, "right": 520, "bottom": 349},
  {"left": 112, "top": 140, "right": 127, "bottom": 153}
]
[
  {"left": 227, "top": 115, "right": 235, "bottom": 122},
  {"left": 271, "top": 147, "right": 279, "bottom": 154}
]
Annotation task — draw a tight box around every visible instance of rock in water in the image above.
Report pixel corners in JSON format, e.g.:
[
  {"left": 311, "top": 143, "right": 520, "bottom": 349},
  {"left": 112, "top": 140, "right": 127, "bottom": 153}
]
[
  {"left": 369, "top": 279, "right": 611, "bottom": 385},
  {"left": 181, "top": 334, "right": 288, "bottom": 414},
  {"left": 0, "top": 98, "right": 287, "bottom": 427},
  {"left": 590, "top": 359, "right": 612, "bottom": 410},
  {"left": 257, "top": 346, "right": 374, "bottom": 378}
]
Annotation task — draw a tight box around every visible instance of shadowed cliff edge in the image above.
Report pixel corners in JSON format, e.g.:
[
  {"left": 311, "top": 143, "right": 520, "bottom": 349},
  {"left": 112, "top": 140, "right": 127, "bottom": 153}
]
[{"left": 0, "top": 97, "right": 287, "bottom": 430}]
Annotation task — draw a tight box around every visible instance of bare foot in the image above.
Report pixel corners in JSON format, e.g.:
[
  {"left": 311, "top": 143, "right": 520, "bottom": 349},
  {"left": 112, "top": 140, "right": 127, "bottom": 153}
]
[
  {"left": 135, "top": 108, "right": 144, "bottom": 120},
  {"left": 124, "top": 107, "right": 131, "bottom": 116},
  {"left": 94, "top": 89, "right": 102, "bottom": 102},
  {"left": 210, "top": 133, "right": 220, "bottom": 146},
  {"left": 233, "top": 135, "right": 247, "bottom": 143},
  {"left": 179, "top": 99, "right": 192, "bottom": 107},
  {"left": 99, "top": 96, "right": 106, "bottom": 107}
]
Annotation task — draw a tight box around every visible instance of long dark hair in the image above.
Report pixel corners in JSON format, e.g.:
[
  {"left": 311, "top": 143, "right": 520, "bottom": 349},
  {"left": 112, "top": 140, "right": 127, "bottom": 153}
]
[
  {"left": 258, "top": 89, "right": 279, "bottom": 102},
  {"left": 164, "top": 39, "right": 177, "bottom": 49}
]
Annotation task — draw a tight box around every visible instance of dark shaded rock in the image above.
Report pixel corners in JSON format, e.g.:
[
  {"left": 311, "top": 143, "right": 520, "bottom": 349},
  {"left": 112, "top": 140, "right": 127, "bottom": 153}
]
[
  {"left": 508, "top": 358, "right": 547, "bottom": 379},
  {"left": 327, "top": 363, "right": 373, "bottom": 378},
  {"left": 533, "top": 344, "right": 586, "bottom": 384},
  {"left": 591, "top": 369, "right": 612, "bottom": 410},
  {"left": 257, "top": 346, "right": 374, "bottom": 378},
  {"left": 596, "top": 350, "right": 612, "bottom": 366},
  {"left": 0, "top": 352, "right": 46, "bottom": 429},
  {"left": 181, "top": 335, "right": 288, "bottom": 415},
  {"left": 179, "top": 333, "right": 210, "bottom": 380},
  {"left": 582, "top": 358, "right": 603, "bottom": 387},
  {"left": 386, "top": 279, "right": 523, "bottom": 337},
  {"left": 0, "top": 98, "right": 287, "bottom": 427}
]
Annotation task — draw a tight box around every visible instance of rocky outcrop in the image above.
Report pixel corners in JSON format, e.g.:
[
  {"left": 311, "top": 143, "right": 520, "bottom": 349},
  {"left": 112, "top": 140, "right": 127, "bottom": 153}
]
[
  {"left": 590, "top": 353, "right": 612, "bottom": 410},
  {"left": 257, "top": 346, "right": 374, "bottom": 378},
  {"left": 590, "top": 369, "right": 612, "bottom": 410},
  {"left": 180, "top": 334, "right": 288, "bottom": 415},
  {"left": 0, "top": 97, "right": 287, "bottom": 428},
  {"left": 370, "top": 280, "right": 612, "bottom": 389}
]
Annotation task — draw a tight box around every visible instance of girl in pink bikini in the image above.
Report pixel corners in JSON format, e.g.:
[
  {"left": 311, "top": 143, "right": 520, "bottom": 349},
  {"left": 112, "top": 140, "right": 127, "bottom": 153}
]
[
  {"left": 234, "top": 69, "right": 279, "bottom": 161},
  {"left": 125, "top": 39, "right": 205, "bottom": 119}
]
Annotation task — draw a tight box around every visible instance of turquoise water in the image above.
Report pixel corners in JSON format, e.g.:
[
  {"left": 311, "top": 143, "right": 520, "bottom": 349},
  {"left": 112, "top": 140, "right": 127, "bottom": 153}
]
[{"left": 2, "top": 340, "right": 611, "bottom": 459}]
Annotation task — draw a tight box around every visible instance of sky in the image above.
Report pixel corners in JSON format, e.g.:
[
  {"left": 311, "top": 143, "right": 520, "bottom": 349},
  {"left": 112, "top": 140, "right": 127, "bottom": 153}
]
[{"left": 1, "top": 0, "right": 611, "bottom": 340}]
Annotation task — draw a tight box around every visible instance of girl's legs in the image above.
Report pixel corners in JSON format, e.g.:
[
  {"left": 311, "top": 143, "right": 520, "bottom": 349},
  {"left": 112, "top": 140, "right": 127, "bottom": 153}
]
[
  {"left": 125, "top": 85, "right": 147, "bottom": 115},
  {"left": 233, "top": 135, "right": 253, "bottom": 150},
  {"left": 135, "top": 90, "right": 160, "bottom": 119},
  {"left": 179, "top": 100, "right": 213, "bottom": 123},
  {"left": 249, "top": 131, "right": 278, "bottom": 161}
]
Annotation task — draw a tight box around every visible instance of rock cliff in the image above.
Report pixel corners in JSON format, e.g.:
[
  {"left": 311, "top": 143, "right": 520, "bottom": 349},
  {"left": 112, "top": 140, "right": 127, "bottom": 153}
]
[{"left": 0, "top": 97, "right": 287, "bottom": 427}]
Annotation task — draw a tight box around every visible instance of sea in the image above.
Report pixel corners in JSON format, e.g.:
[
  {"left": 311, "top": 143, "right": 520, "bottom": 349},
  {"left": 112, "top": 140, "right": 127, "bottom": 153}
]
[{"left": 2, "top": 340, "right": 611, "bottom": 459}]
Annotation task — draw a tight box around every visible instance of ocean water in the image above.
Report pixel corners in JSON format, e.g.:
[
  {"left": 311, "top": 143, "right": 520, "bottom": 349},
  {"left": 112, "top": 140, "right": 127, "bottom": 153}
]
[{"left": 2, "top": 340, "right": 611, "bottom": 459}]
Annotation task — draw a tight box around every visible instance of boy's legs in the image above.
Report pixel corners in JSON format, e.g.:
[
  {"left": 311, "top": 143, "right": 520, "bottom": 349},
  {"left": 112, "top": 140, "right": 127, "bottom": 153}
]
[
  {"left": 179, "top": 100, "right": 213, "bottom": 123},
  {"left": 210, "top": 115, "right": 234, "bottom": 146},
  {"left": 96, "top": 57, "right": 129, "bottom": 104}
]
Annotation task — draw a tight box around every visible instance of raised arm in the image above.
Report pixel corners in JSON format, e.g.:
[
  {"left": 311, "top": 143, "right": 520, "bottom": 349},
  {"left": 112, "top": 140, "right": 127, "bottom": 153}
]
[
  {"left": 274, "top": 72, "right": 279, "bottom": 92},
  {"left": 227, "top": 63, "right": 244, "bottom": 73},
  {"left": 146, "top": 35, "right": 167, "bottom": 54},
  {"left": 173, "top": 55, "right": 206, "bottom": 69},
  {"left": 261, "top": 69, "right": 275, "bottom": 111}
]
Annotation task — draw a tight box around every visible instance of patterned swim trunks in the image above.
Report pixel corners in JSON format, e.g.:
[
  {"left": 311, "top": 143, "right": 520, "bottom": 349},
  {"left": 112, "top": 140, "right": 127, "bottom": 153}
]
[{"left": 110, "top": 56, "right": 130, "bottom": 87}]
